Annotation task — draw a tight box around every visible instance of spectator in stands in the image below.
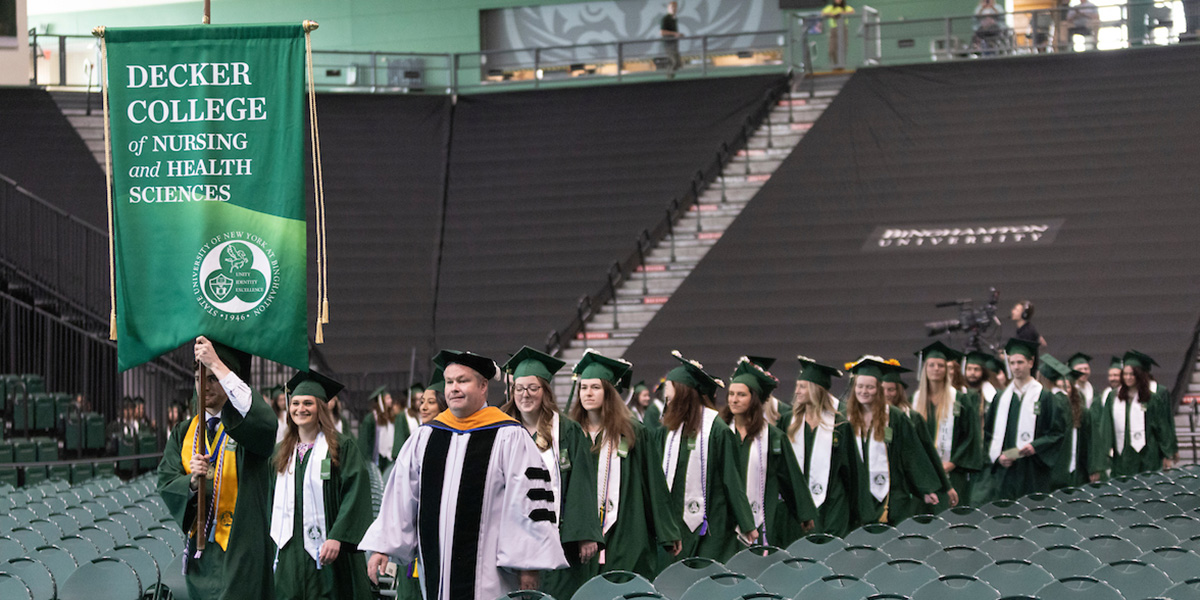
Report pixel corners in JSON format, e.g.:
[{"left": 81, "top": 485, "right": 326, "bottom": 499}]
[
  {"left": 972, "top": 0, "right": 1005, "bottom": 53},
  {"left": 134, "top": 396, "right": 155, "bottom": 432},
  {"left": 165, "top": 400, "right": 188, "bottom": 432},
  {"left": 157, "top": 337, "right": 276, "bottom": 600},
  {"left": 720, "top": 358, "right": 816, "bottom": 549},
  {"left": 1091, "top": 350, "right": 1178, "bottom": 479},
  {"left": 72, "top": 393, "right": 91, "bottom": 414},
  {"left": 1010, "top": 300, "right": 1046, "bottom": 348},
  {"left": 974, "top": 338, "right": 1065, "bottom": 504},
  {"left": 822, "top": 0, "right": 855, "bottom": 68},
  {"left": 661, "top": 2, "right": 683, "bottom": 74},
  {"left": 270, "top": 370, "right": 373, "bottom": 600},
  {"left": 846, "top": 357, "right": 941, "bottom": 525},
  {"left": 912, "top": 343, "right": 983, "bottom": 511},
  {"left": 1064, "top": 0, "right": 1100, "bottom": 50},
  {"left": 786, "top": 357, "right": 853, "bottom": 537}
]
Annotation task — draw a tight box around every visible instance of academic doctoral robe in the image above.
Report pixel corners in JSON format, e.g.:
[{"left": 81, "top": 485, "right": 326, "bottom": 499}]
[
  {"left": 536, "top": 416, "right": 602, "bottom": 600},
  {"left": 581, "top": 420, "right": 680, "bottom": 580},
  {"left": 732, "top": 424, "right": 816, "bottom": 550},
  {"left": 359, "top": 407, "right": 567, "bottom": 600},
  {"left": 787, "top": 416, "right": 854, "bottom": 538},
  {"left": 916, "top": 390, "right": 983, "bottom": 510},
  {"left": 272, "top": 434, "right": 373, "bottom": 600},
  {"left": 658, "top": 412, "right": 756, "bottom": 563},
  {"left": 848, "top": 406, "right": 942, "bottom": 527},
  {"left": 1050, "top": 397, "right": 1092, "bottom": 490},
  {"left": 1092, "top": 384, "right": 1177, "bottom": 477},
  {"left": 157, "top": 379, "right": 276, "bottom": 600},
  {"left": 973, "top": 383, "right": 1065, "bottom": 504}
]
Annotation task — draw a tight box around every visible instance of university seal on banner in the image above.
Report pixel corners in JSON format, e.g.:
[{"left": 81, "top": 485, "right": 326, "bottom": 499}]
[{"left": 193, "top": 232, "right": 279, "bottom": 321}]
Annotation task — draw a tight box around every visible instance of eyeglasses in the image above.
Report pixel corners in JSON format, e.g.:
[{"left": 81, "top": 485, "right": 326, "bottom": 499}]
[{"left": 514, "top": 385, "right": 542, "bottom": 395}]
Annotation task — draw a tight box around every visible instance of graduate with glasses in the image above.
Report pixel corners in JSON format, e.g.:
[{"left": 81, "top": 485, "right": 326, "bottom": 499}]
[
  {"left": 720, "top": 357, "right": 816, "bottom": 550},
  {"left": 499, "top": 347, "right": 601, "bottom": 600},
  {"left": 785, "top": 357, "right": 854, "bottom": 537},
  {"left": 567, "top": 350, "right": 680, "bottom": 579}
]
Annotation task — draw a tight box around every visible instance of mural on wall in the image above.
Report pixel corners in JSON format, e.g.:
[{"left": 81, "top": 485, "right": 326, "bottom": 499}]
[{"left": 481, "top": 0, "right": 784, "bottom": 66}]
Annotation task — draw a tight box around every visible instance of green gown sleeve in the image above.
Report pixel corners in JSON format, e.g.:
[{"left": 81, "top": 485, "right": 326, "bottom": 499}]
[
  {"left": 1029, "top": 390, "right": 1067, "bottom": 468},
  {"left": 1154, "top": 389, "right": 1178, "bottom": 459},
  {"left": 391, "top": 412, "right": 411, "bottom": 460},
  {"left": 157, "top": 420, "right": 197, "bottom": 532},
  {"left": 222, "top": 389, "right": 277, "bottom": 457},
  {"left": 1077, "top": 409, "right": 1091, "bottom": 483},
  {"left": 644, "top": 404, "right": 662, "bottom": 430},
  {"left": 951, "top": 393, "right": 984, "bottom": 473},
  {"left": 897, "top": 410, "right": 942, "bottom": 496},
  {"left": 559, "top": 419, "right": 603, "bottom": 545},
  {"left": 771, "top": 426, "right": 817, "bottom": 523},
  {"left": 1090, "top": 392, "right": 1114, "bottom": 474},
  {"left": 776, "top": 401, "right": 793, "bottom": 433},
  {"left": 357, "top": 412, "right": 376, "bottom": 463},
  {"left": 912, "top": 411, "right": 952, "bottom": 492},
  {"left": 327, "top": 435, "right": 374, "bottom": 545},
  {"left": 637, "top": 422, "right": 681, "bottom": 547},
  {"left": 713, "top": 424, "right": 757, "bottom": 535}
]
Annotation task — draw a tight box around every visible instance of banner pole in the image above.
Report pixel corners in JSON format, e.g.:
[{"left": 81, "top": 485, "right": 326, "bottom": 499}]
[
  {"left": 203, "top": 0, "right": 211, "bottom": 24},
  {"left": 195, "top": 364, "right": 209, "bottom": 554}
]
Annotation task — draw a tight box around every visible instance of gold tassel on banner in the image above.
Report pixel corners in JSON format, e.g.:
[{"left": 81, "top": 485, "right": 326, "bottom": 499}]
[
  {"left": 94, "top": 26, "right": 118, "bottom": 341},
  {"left": 304, "top": 22, "right": 329, "bottom": 343}
]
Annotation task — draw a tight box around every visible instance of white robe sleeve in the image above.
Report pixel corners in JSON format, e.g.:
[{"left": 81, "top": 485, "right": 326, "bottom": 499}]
[
  {"left": 358, "top": 428, "right": 424, "bottom": 563},
  {"left": 494, "top": 427, "right": 569, "bottom": 571}
]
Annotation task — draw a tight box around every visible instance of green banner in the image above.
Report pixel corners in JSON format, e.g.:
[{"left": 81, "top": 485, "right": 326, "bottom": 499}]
[{"left": 105, "top": 24, "right": 308, "bottom": 372}]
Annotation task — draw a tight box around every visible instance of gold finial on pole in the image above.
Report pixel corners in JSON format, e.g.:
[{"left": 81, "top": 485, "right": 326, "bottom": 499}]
[
  {"left": 303, "top": 20, "right": 320, "bottom": 33},
  {"left": 92, "top": 26, "right": 105, "bottom": 38},
  {"left": 202, "top": 0, "right": 211, "bottom": 24}
]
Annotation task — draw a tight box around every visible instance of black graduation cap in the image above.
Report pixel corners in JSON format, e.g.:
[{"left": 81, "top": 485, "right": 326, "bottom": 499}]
[
  {"left": 286, "top": 369, "right": 344, "bottom": 402},
  {"left": 434, "top": 349, "right": 499, "bottom": 380}
]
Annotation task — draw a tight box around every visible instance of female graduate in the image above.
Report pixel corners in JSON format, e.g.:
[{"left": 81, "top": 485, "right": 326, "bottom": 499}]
[
  {"left": 271, "top": 370, "right": 373, "bottom": 600},
  {"left": 1092, "top": 350, "right": 1177, "bottom": 478},
  {"left": 272, "top": 386, "right": 289, "bottom": 443},
  {"left": 356, "top": 387, "right": 396, "bottom": 470},
  {"left": 568, "top": 350, "right": 681, "bottom": 580},
  {"left": 846, "top": 357, "right": 942, "bottom": 527},
  {"left": 747, "top": 356, "right": 792, "bottom": 431},
  {"left": 326, "top": 395, "right": 352, "bottom": 435},
  {"left": 500, "top": 347, "right": 602, "bottom": 600},
  {"left": 658, "top": 351, "right": 756, "bottom": 562},
  {"left": 912, "top": 342, "right": 983, "bottom": 509},
  {"left": 627, "top": 381, "right": 664, "bottom": 429},
  {"left": 720, "top": 358, "right": 816, "bottom": 549},
  {"left": 786, "top": 357, "right": 854, "bottom": 537},
  {"left": 880, "top": 367, "right": 955, "bottom": 511},
  {"left": 1038, "top": 356, "right": 1092, "bottom": 489}
]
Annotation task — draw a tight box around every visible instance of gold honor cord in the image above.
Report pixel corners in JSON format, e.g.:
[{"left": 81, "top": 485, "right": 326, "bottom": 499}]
[
  {"left": 304, "top": 21, "right": 330, "bottom": 344},
  {"left": 93, "top": 26, "right": 118, "bottom": 341}
]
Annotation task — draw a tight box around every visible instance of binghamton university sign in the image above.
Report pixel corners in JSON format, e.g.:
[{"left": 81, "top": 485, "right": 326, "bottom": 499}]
[{"left": 863, "top": 219, "right": 1065, "bottom": 252}]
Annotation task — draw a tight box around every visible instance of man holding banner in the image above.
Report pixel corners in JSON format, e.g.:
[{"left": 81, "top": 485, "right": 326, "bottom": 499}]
[{"left": 99, "top": 19, "right": 328, "bottom": 600}]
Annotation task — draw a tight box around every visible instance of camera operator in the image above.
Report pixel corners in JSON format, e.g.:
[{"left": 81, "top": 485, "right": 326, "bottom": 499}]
[{"left": 1010, "top": 300, "right": 1046, "bottom": 349}]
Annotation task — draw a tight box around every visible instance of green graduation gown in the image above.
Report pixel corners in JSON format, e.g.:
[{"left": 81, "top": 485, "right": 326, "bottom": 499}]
[
  {"left": 157, "top": 393, "right": 277, "bottom": 600},
  {"left": 357, "top": 411, "right": 413, "bottom": 472},
  {"left": 772, "top": 398, "right": 793, "bottom": 433},
  {"left": 1050, "top": 396, "right": 1091, "bottom": 490},
  {"left": 273, "top": 434, "right": 374, "bottom": 600},
  {"left": 905, "top": 409, "right": 953, "bottom": 514},
  {"left": 642, "top": 402, "right": 663, "bottom": 430},
  {"left": 849, "top": 406, "right": 943, "bottom": 527},
  {"left": 1092, "top": 386, "right": 1176, "bottom": 477},
  {"left": 974, "top": 383, "right": 1065, "bottom": 504},
  {"left": 732, "top": 424, "right": 816, "bottom": 549},
  {"left": 537, "top": 417, "right": 603, "bottom": 600},
  {"left": 581, "top": 420, "right": 680, "bottom": 581},
  {"left": 918, "top": 391, "right": 984, "bottom": 510},
  {"left": 787, "top": 416, "right": 854, "bottom": 538},
  {"left": 659, "top": 414, "right": 756, "bottom": 563}
]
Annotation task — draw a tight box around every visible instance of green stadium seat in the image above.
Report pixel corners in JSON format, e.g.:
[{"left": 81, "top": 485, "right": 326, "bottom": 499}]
[
  {"left": 33, "top": 396, "right": 56, "bottom": 432},
  {"left": 21, "top": 375, "right": 45, "bottom": 394},
  {"left": 1090, "top": 559, "right": 1172, "bottom": 600},
  {"left": 42, "top": 496, "right": 66, "bottom": 513},
  {"left": 1164, "top": 578, "right": 1200, "bottom": 600},
  {"left": 110, "top": 514, "right": 143, "bottom": 539},
  {"left": 0, "top": 467, "right": 17, "bottom": 489},
  {"left": 1172, "top": 492, "right": 1200, "bottom": 512},
  {"left": 146, "top": 525, "right": 184, "bottom": 550},
  {"left": 47, "top": 514, "right": 79, "bottom": 537},
  {"left": 678, "top": 573, "right": 763, "bottom": 600},
  {"left": 824, "top": 545, "right": 892, "bottom": 576},
  {"left": 160, "top": 553, "right": 188, "bottom": 600},
  {"left": 11, "top": 440, "right": 36, "bottom": 463},
  {"left": 1139, "top": 546, "right": 1200, "bottom": 582},
  {"left": 654, "top": 558, "right": 728, "bottom": 600},
  {"left": 93, "top": 518, "right": 130, "bottom": 546},
  {"left": 1036, "top": 576, "right": 1122, "bottom": 600},
  {"left": 23, "top": 467, "right": 48, "bottom": 487},
  {"left": 845, "top": 523, "right": 901, "bottom": 548},
  {"left": 1140, "top": 498, "right": 1184, "bottom": 520},
  {"left": 895, "top": 514, "right": 948, "bottom": 537},
  {"left": 1017, "top": 492, "right": 1061, "bottom": 510},
  {"left": 1077, "top": 534, "right": 1141, "bottom": 564},
  {"left": 785, "top": 533, "right": 846, "bottom": 562},
  {"left": 105, "top": 545, "right": 158, "bottom": 597},
  {"left": 879, "top": 535, "right": 941, "bottom": 562},
  {"left": 53, "top": 394, "right": 73, "bottom": 427},
  {"left": 26, "top": 503, "right": 50, "bottom": 520},
  {"left": 138, "top": 433, "right": 159, "bottom": 470},
  {"left": 48, "top": 465, "right": 70, "bottom": 483},
  {"left": 1021, "top": 523, "right": 1083, "bottom": 547},
  {"left": 27, "top": 520, "right": 62, "bottom": 543},
  {"left": 979, "top": 515, "right": 1031, "bottom": 537},
  {"left": 124, "top": 505, "right": 155, "bottom": 528},
  {"left": 1053, "top": 486, "right": 1093, "bottom": 500},
  {"left": 1105, "top": 506, "right": 1146, "bottom": 529},
  {"left": 65, "top": 506, "right": 95, "bottom": 527},
  {"left": 911, "top": 575, "right": 999, "bottom": 600},
  {"left": 33, "top": 545, "right": 79, "bottom": 590},
  {"left": 1028, "top": 545, "right": 1101, "bottom": 579},
  {"left": 35, "top": 438, "right": 57, "bottom": 462},
  {"left": 58, "top": 557, "right": 142, "bottom": 600},
  {"left": 57, "top": 535, "right": 100, "bottom": 564},
  {"left": 973, "top": 559, "right": 1053, "bottom": 597},
  {"left": 133, "top": 535, "right": 176, "bottom": 572},
  {"left": 94, "top": 497, "right": 120, "bottom": 515},
  {"left": 3, "top": 557, "right": 56, "bottom": 600},
  {"left": 1023, "top": 507, "right": 1064, "bottom": 526},
  {"left": 1182, "top": 535, "right": 1200, "bottom": 555},
  {"left": 0, "top": 513, "right": 16, "bottom": 532},
  {"left": 940, "top": 507, "right": 985, "bottom": 526},
  {"left": 496, "top": 592, "right": 552, "bottom": 600},
  {"left": 0, "top": 572, "right": 32, "bottom": 600},
  {"left": 78, "top": 525, "right": 116, "bottom": 552},
  {"left": 117, "top": 438, "right": 138, "bottom": 473},
  {"left": 756, "top": 558, "right": 832, "bottom": 597},
  {"left": 932, "top": 524, "right": 989, "bottom": 547},
  {"left": 980, "top": 500, "right": 1020, "bottom": 517},
  {"left": 1124, "top": 486, "right": 1160, "bottom": 503},
  {"left": 977, "top": 535, "right": 1038, "bottom": 562},
  {"left": 0, "top": 442, "right": 13, "bottom": 463},
  {"left": 8, "top": 527, "right": 47, "bottom": 551},
  {"left": 0, "top": 537, "right": 26, "bottom": 561},
  {"left": 797, "top": 575, "right": 878, "bottom": 600},
  {"left": 85, "top": 415, "right": 107, "bottom": 451},
  {"left": 1059, "top": 499, "right": 1102, "bottom": 519},
  {"left": 1066, "top": 515, "right": 1119, "bottom": 538},
  {"left": 725, "top": 546, "right": 790, "bottom": 579},
  {"left": 1094, "top": 493, "right": 1132, "bottom": 511},
  {"left": 1124, "top": 523, "right": 1179, "bottom": 551},
  {"left": 94, "top": 462, "right": 115, "bottom": 479},
  {"left": 9, "top": 507, "right": 35, "bottom": 524},
  {"left": 924, "top": 546, "right": 991, "bottom": 576},
  {"left": 862, "top": 559, "right": 938, "bottom": 596},
  {"left": 69, "top": 463, "right": 93, "bottom": 485}
]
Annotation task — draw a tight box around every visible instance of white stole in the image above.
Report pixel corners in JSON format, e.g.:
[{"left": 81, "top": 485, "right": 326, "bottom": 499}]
[
  {"left": 981, "top": 381, "right": 997, "bottom": 405},
  {"left": 664, "top": 407, "right": 718, "bottom": 532},
  {"left": 791, "top": 410, "right": 835, "bottom": 507},
  {"left": 745, "top": 427, "right": 767, "bottom": 529},
  {"left": 376, "top": 421, "right": 394, "bottom": 460},
  {"left": 1113, "top": 392, "right": 1147, "bottom": 454},
  {"left": 1068, "top": 428, "right": 1078, "bottom": 473},
  {"left": 1080, "top": 381, "right": 1094, "bottom": 409},
  {"left": 270, "top": 433, "right": 329, "bottom": 564},
  {"left": 988, "top": 380, "right": 1043, "bottom": 462},
  {"left": 596, "top": 433, "right": 621, "bottom": 536},
  {"left": 935, "top": 390, "right": 957, "bottom": 463},
  {"left": 855, "top": 412, "right": 889, "bottom": 502}
]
